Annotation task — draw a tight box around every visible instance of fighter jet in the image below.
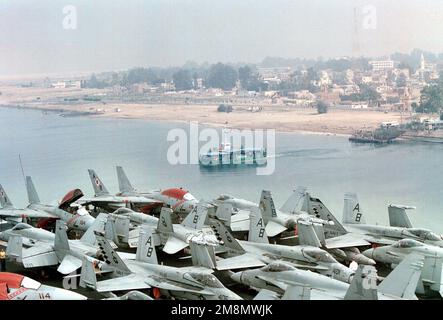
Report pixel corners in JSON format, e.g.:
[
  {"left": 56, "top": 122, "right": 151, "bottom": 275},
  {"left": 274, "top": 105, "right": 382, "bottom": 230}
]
[
  {"left": 0, "top": 184, "right": 58, "bottom": 222},
  {"left": 296, "top": 219, "right": 376, "bottom": 266},
  {"left": 230, "top": 190, "right": 331, "bottom": 237},
  {"left": 213, "top": 186, "right": 307, "bottom": 213},
  {"left": 212, "top": 194, "right": 258, "bottom": 211},
  {"left": 232, "top": 252, "right": 425, "bottom": 300},
  {"left": 0, "top": 214, "right": 130, "bottom": 274},
  {"left": 116, "top": 166, "right": 198, "bottom": 214},
  {"left": 210, "top": 208, "right": 355, "bottom": 283},
  {"left": 78, "top": 169, "right": 160, "bottom": 212},
  {"left": 0, "top": 272, "right": 87, "bottom": 300},
  {"left": 79, "top": 227, "right": 242, "bottom": 300},
  {"left": 106, "top": 205, "right": 219, "bottom": 254},
  {"left": 25, "top": 176, "right": 95, "bottom": 232},
  {"left": 362, "top": 238, "right": 443, "bottom": 296},
  {"left": 305, "top": 192, "right": 443, "bottom": 248}
]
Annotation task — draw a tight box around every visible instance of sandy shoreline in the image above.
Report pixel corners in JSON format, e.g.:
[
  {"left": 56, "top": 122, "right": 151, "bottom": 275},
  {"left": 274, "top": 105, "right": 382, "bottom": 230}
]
[{"left": 0, "top": 85, "right": 410, "bottom": 136}]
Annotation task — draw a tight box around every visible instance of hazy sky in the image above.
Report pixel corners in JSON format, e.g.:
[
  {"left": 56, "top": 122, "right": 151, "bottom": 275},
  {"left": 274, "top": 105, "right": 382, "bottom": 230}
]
[{"left": 1, "top": 0, "right": 443, "bottom": 76}]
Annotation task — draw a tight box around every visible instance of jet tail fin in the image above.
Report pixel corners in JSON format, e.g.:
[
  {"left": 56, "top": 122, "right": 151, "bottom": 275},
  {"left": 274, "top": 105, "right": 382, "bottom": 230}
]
[
  {"left": 209, "top": 218, "right": 245, "bottom": 253},
  {"left": 116, "top": 166, "right": 136, "bottom": 194},
  {"left": 88, "top": 169, "right": 110, "bottom": 196},
  {"left": 79, "top": 257, "right": 97, "bottom": 289},
  {"left": 297, "top": 221, "right": 323, "bottom": 247},
  {"left": 0, "top": 184, "right": 13, "bottom": 208},
  {"left": 343, "top": 193, "right": 365, "bottom": 224},
  {"left": 136, "top": 226, "right": 158, "bottom": 264},
  {"left": 104, "top": 215, "right": 120, "bottom": 246},
  {"left": 182, "top": 204, "right": 208, "bottom": 230},
  {"left": 213, "top": 203, "right": 233, "bottom": 226},
  {"left": 344, "top": 265, "right": 378, "bottom": 300},
  {"left": 419, "top": 253, "right": 443, "bottom": 296},
  {"left": 95, "top": 231, "right": 131, "bottom": 273},
  {"left": 305, "top": 194, "right": 347, "bottom": 238},
  {"left": 259, "top": 190, "right": 278, "bottom": 224},
  {"left": 25, "top": 176, "right": 41, "bottom": 204},
  {"left": 6, "top": 234, "right": 23, "bottom": 261},
  {"left": 54, "top": 220, "right": 70, "bottom": 255},
  {"left": 248, "top": 207, "right": 269, "bottom": 244},
  {"left": 378, "top": 252, "right": 424, "bottom": 299},
  {"left": 80, "top": 213, "right": 107, "bottom": 246},
  {"left": 157, "top": 207, "right": 174, "bottom": 233},
  {"left": 189, "top": 240, "right": 217, "bottom": 269},
  {"left": 108, "top": 214, "right": 130, "bottom": 243},
  {"left": 280, "top": 186, "right": 307, "bottom": 214},
  {"left": 388, "top": 205, "right": 414, "bottom": 228}
]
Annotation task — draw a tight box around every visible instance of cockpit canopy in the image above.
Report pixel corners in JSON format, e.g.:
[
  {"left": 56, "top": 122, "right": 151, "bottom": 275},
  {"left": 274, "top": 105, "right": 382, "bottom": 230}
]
[
  {"left": 11, "top": 223, "right": 33, "bottom": 231},
  {"left": 216, "top": 194, "right": 233, "bottom": 201},
  {"left": 393, "top": 239, "right": 423, "bottom": 248},
  {"left": 262, "top": 262, "right": 295, "bottom": 272},
  {"left": 187, "top": 273, "right": 224, "bottom": 288},
  {"left": 302, "top": 248, "right": 336, "bottom": 263},
  {"left": 113, "top": 208, "right": 134, "bottom": 215},
  {"left": 407, "top": 228, "right": 442, "bottom": 241}
]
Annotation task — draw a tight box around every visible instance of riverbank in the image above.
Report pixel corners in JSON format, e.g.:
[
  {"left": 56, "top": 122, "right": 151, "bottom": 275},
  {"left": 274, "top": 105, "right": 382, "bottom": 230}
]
[{"left": 0, "top": 85, "right": 409, "bottom": 136}]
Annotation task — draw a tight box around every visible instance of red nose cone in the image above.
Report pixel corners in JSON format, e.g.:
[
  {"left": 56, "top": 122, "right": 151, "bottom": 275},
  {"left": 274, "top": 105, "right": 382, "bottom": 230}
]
[
  {"left": 59, "top": 189, "right": 84, "bottom": 210},
  {"left": 0, "top": 273, "right": 25, "bottom": 289},
  {"left": 161, "top": 188, "right": 188, "bottom": 200}
]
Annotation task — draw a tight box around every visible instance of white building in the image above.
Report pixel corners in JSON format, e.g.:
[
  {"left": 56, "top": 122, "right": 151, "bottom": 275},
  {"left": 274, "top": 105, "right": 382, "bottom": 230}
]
[{"left": 369, "top": 60, "right": 394, "bottom": 71}]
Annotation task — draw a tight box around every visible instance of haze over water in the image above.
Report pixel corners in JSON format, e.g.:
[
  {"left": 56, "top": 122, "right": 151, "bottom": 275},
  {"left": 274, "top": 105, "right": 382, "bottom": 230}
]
[{"left": 1, "top": 107, "right": 442, "bottom": 231}]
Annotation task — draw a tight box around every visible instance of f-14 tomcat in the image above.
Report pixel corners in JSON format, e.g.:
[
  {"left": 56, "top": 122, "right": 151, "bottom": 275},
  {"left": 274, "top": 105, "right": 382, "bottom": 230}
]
[
  {"left": 79, "top": 227, "right": 242, "bottom": 300},
  {"left": 210, "top": 208, "right": 355, "bottom": 283},
  {"left": 0, "top": 181, "right": 94, "bottom": 233},
  {"left": 105, "top": 205, "right": 219, "bottom": 254},
  {"left": 228, "top": 190, "right": 331, "bottom": 237},
  {"left": 0, "top": 272, "right": 87, "bottom": 300},
  {"left": 0, "top": 184, "right": 55, "bottom": 222},
  {"left": 80, "top": 168, "right": 198, "bottom": 214},
  {"left": 79, "top": 169, "right": 161, "bottom": 212},
  {"left": 115, "top": 166, "right": 198, "bottom": 214},
  {"left": 362, "top": 238, "right": 443, "bottom": 297},
  {"left": 305, "top": 192, "right": 443, "bottom": 248},
  {"left": 233, "top": 253, "right": 425, "bottom": 300},
  {"left": 0, "top": 214, "right": 132, "bottom": 275},
  {"left": 25, "top": 176, "right": 95, "bottom": 232}
]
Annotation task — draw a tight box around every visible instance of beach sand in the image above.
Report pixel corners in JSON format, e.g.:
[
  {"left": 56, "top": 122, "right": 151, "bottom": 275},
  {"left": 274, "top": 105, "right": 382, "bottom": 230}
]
[{"left": 0, "top": 85, "right": 410, "bottom": 135}]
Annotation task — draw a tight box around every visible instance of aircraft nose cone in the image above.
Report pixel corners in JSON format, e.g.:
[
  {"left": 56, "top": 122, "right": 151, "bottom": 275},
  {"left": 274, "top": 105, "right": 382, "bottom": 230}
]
[
  {"left": 230, "top": 271, "right": 243, "bottom": 284},
  {"left": 362, "top": 248, "right": 374, "bottom": 260},
  {"left": 364, "top": 257, "right": 376, "bottom": 266}
]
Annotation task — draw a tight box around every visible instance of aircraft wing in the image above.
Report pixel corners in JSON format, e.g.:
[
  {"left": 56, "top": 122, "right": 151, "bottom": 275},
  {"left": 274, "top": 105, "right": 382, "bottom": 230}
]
[
  {"left": 216, "top": 254, "right": 266, "bottom": 271},
  {"left": 254, "top": 289, "right": 280, "bottom": 300},
  {"left": 57, "top": 254, "right": 83, "bottom": 275},
  {"left": 78, "top": 196, "right": 122, "bottom": 205},
  {"left": 96, "top": 274, "right": 151, "bottom": 292},
  {"left": 265, "top": 220, "right": 288, "bottom": 237},
  {"left": 256, "top": 275, "right": 287, "bottom": 291},
  {"left": 163, "top": 236, "right": 188, "bottom": 254},
  {"left": 362, "top": 235, "right": 397, "bottom": 246},
  {"left": 0, "top": 208, "right": 57, "bottom": 219},
  {"left": 145, "top": 276, "right": 214, "bottom": 295},
  {"left": 324, "top": 233, "right": 371, "bottom": 249},
  {"left": 21, "top": 244, "right": 59, "bottom": 268}
]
